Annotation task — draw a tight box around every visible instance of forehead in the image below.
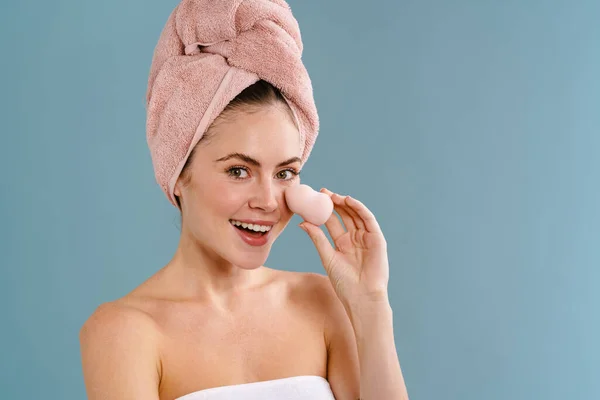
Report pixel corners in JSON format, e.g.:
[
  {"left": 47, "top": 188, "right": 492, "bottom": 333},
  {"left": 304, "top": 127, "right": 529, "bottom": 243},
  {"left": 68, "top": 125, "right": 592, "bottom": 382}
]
[{"left": 206, "top": 106, "right": 302, "bottom": 161}]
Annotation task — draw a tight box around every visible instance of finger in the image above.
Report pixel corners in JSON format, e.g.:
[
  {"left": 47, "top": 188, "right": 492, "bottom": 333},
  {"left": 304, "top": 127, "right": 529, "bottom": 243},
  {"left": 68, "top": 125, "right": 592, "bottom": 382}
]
[
  {"left": 331, "top": 193, "right": 359, "bottom": 231},
  {"left": 324, "top": 211, "right": 346, "bottom": 242},
  {"left": 345, "top": 196, "right": 382, "bottom": 234},
  {"left": 320, "top": 189, "right": 347, "bottom": 240},
  {"left": 343, "top": 197, "right": 366, "bottom": 231},
  {"left": 321, "top": 188, "right": 357, "bottom": 232},
  {"left": 299, "top": 222, "right": 336, "bottom": 272},
  {"left": 332, "top": 193, "right": 365, "bottom": 231}
]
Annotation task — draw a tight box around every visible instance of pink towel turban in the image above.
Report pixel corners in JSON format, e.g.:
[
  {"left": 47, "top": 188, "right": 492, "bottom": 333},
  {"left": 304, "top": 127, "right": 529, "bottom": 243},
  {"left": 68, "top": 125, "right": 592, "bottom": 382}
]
[{"left": 145, "top": 0, "right": 319, "bottom": 207}]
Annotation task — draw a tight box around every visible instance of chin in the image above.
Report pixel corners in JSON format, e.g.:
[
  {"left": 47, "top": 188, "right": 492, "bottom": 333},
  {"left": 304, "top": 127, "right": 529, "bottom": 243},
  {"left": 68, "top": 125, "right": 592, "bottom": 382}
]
[{"left": 229, "top": 251, "right": 270, "bottom": 270}]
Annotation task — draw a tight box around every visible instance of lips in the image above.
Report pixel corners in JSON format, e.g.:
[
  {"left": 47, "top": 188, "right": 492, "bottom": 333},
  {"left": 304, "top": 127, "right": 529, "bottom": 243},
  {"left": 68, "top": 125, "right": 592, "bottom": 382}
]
[
  {"left": 230, "top": 219, "right": 276, "bottom": 228},
  {"left": 230, "top": 219, "right": 274, "bottom": 247}
]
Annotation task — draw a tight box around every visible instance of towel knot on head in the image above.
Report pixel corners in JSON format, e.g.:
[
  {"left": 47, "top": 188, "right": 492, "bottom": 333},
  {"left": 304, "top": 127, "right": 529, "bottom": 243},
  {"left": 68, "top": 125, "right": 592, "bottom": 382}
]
[
  {"left": 146, "top": 0, "right": 319, "bottom": 207},
  {"left": 183, "top": 43, "right": 204, "bottom": 56}
]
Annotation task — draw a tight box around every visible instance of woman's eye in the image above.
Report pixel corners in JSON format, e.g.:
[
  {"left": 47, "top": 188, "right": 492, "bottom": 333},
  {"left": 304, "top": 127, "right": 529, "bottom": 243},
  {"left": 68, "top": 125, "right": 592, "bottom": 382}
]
[
  {"left": 229, "top": 167, "right": 248, "bottom": 178},
  {"left": 277, "top": 170, "right": 296, "bottom": 180}
]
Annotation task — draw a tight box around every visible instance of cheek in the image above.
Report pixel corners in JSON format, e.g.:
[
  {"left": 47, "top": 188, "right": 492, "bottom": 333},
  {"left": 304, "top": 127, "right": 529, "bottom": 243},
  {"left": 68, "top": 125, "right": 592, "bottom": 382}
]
[
  {"left": 277, "top": 189, "right": 293, "bottom": 219},
  {"left": 207, "top": 180, "right": 248, "bottom": 215}
]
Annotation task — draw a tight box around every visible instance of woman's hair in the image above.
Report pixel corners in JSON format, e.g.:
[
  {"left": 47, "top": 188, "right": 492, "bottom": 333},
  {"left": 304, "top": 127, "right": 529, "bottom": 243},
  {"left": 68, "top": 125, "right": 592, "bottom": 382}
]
[{"left": 174, "top": 80, "right": 296, "bottom": 210}]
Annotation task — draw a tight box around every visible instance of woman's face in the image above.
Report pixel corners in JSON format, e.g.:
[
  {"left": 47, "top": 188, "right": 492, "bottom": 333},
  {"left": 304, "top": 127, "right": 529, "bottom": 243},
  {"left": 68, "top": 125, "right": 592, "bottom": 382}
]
[{"left": 175, "top": 104, "right": 302, "bottom": 269}]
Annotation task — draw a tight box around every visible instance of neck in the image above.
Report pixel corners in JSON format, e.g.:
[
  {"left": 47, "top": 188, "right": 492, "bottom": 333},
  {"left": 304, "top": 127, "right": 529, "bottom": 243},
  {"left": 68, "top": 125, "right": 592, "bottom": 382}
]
[{"left": 161, "top": 231, "right": 270, "bottom": 304}]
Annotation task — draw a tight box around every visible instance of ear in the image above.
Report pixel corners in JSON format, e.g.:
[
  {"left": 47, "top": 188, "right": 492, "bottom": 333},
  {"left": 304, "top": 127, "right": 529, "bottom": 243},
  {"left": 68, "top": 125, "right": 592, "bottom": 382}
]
[{"left": 173, "top": 179, "right": 181, "bottom": 197}]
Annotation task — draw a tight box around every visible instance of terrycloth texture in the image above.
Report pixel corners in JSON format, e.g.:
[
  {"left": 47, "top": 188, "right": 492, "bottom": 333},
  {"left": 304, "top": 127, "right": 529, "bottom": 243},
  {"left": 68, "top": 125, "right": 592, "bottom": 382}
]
[
  {"left": 174, "top": 376, "right": 336, "bottom": 400},
  {"left": 146, "top": 0, "right": 319, "bottom": 207}
]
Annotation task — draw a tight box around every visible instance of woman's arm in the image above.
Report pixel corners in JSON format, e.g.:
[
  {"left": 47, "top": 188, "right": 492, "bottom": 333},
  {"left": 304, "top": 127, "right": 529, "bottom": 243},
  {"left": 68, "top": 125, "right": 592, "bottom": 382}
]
[
  {"left": 346, "top": 294, "right": 409, "bottom": 400},
  {"left": 79, "top": 302, "right": 162, "bottom": 400},
  {"left": 323, "top": 276, "right": 408, "bottom": 400},
  {"left": 320, "top": 275, "right": 361, "bottom": 400},
  {"left": 300, "top": 190, "right": 409, "bottom": 399}
]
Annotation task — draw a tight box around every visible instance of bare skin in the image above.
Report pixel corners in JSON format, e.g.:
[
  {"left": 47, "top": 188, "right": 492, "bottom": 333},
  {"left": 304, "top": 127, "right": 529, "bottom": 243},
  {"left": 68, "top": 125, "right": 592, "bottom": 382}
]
[
  {"left": 108, "top": 266, "right": 346, "bottom": 399},
  {"left": 80, "top": 104, "right": 360, "bottom": 400}
]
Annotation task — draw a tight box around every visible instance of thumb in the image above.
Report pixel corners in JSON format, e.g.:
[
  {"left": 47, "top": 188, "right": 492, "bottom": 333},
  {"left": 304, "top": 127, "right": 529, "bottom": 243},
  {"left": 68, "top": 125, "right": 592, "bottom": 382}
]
[{"left": 299, "top": 222, "right": 336, "bottom": 270}]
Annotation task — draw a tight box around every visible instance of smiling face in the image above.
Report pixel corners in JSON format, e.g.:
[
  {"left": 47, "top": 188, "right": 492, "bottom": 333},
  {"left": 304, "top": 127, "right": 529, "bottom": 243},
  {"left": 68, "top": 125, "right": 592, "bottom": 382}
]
[{"left": 174, "top": 103, "right": 302, "bottom": 270}]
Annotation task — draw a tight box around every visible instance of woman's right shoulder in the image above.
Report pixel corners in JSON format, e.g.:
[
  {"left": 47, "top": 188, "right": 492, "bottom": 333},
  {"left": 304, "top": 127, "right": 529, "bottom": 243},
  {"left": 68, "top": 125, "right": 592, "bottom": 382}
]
[
  {"left": 79, "top": 299, "right": 162, "bottom": 352},
  {"left": 79, "top": 301, "right": 163, "bottom": 398}
]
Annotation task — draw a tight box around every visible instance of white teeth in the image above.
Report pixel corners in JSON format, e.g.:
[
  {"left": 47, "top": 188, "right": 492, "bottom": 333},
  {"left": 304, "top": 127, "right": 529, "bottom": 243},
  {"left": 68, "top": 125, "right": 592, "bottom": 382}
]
[{"left": 230, "top": 220, "right": 272, "bottom": 232}]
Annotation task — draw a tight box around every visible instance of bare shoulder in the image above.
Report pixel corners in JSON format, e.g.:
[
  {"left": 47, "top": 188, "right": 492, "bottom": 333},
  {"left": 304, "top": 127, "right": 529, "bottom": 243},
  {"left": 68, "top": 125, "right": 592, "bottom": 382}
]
[
  {"left": 286, "top": 271, "right": 350, "bottom": 329},
  {"left": 283, "top": 271, "right": 336, "bottom": 304},
  {"left": 299, "top": 272, "right": 354, "bottom": 329},
  {"left": 79, "top": 301, "right": 162, "bottom": 399},
  {"left": 80, "top": 300, "right": 161, "bottom": 340},
  {"left": 294, "top": 272, "right": 361, "bottom": 398},
  {"left": 294, "top": 272, "right": 344, "bottom": 308}
]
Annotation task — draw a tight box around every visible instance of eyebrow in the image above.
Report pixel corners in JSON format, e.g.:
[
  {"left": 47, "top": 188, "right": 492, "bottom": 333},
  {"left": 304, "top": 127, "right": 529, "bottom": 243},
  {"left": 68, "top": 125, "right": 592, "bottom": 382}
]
[{"left": 215, "top": 152, "right": 301, "bottom": 168}]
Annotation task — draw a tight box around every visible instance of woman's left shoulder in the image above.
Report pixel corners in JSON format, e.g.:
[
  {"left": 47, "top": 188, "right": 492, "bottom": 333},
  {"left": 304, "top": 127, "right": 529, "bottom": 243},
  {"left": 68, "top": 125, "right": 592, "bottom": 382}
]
[
  {"left": 297, "top": 271, "right": 336, "bottom": 296},
  {"left": 280, "top": 271, "right": 341, "bottom": 313}
]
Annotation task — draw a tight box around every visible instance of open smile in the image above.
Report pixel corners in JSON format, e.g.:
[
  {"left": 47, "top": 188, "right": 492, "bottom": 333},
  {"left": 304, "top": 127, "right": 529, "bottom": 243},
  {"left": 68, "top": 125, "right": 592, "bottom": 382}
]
[{"left": 229, "top": 219, "right": 275, "bottom": 246}]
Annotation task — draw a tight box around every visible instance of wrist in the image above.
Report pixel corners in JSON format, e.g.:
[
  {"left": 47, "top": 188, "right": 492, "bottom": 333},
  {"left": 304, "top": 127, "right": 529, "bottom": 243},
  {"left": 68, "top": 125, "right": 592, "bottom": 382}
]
[
  {"left": 344, "top": 293, "right": 393, "bottom": 335},
  {"left": 344, "top": 289, "right": 391, "bottom": 314}
]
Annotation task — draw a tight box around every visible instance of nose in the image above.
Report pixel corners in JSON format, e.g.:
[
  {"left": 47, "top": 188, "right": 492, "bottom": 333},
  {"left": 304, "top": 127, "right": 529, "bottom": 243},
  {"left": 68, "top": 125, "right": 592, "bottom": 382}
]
[{"left": 248, "top": 179, "right": 279, "bottom": 212}]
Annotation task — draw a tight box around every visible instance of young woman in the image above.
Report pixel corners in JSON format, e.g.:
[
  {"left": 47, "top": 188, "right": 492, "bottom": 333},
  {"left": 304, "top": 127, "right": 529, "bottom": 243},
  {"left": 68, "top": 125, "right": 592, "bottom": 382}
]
[{"left": 80, "top": 1, "right": 409, "bottom": 399}]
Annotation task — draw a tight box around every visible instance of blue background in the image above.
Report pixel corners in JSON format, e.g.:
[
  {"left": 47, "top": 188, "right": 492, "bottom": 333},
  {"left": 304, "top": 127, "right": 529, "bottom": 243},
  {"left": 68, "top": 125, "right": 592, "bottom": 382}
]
[{"left": 1, "top": 0, "right": 599, "bottom": 399}]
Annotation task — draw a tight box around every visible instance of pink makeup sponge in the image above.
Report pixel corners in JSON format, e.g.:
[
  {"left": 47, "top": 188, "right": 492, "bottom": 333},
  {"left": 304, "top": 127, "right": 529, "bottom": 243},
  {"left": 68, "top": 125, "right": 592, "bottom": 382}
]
[{"left": 285, "top": 184, "right": 333, "bottom": 226}]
